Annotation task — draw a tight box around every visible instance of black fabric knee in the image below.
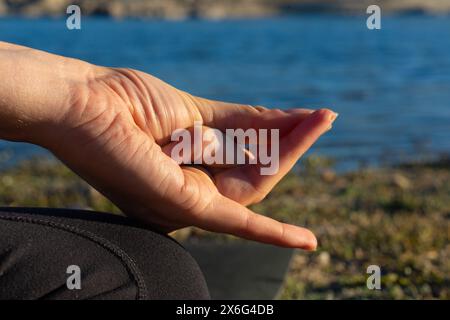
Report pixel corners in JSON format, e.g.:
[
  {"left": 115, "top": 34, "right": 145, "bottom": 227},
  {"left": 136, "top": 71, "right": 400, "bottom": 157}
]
[{"left": 0, "top": 207, "right": 210, "bottom": 300}]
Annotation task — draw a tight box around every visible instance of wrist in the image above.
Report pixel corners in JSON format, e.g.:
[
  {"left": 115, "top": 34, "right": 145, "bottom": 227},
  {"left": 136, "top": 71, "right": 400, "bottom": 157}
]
[{"left": 0, "top": 42, "right": 93, "bottom": 148}]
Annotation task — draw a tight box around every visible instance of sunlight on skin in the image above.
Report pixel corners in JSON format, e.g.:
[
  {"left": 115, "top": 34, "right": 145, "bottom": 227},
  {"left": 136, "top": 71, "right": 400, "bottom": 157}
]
[{"left": 0, "top": 41, "right": 337, "bottom": 249}]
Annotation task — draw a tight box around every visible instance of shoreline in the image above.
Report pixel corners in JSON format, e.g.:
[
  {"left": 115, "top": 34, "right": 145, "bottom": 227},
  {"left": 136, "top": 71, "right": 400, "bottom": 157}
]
[
  {"left": 0, "top": 145, "right": 447, "bottom": 175},
  {"left": 2, "top": 12, "right": 450, "bottom": 22},
  {"left": 2, "top": 1, "right": 450, "bottom": 20}
]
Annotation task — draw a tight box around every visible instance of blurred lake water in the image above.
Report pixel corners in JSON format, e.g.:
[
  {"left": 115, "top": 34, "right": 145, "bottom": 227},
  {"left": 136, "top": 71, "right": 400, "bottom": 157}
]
[{"left": 1, "top": 16, "right": 449, "bottom": 170}]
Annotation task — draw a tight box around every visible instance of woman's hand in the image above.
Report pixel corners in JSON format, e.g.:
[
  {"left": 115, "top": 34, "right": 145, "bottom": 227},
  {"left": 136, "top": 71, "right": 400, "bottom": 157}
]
[{"left": 0, "top": 41, "right": 337, "bottom": 249}]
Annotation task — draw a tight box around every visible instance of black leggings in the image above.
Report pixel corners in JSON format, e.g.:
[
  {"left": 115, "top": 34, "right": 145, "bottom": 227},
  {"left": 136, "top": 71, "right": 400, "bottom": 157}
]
[{"left": 0, "top": 207, "right": 210, "bottom": 300}]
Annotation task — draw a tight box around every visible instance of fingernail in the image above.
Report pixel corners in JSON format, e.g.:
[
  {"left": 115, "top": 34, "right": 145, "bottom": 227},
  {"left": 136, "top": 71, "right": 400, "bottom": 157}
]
[
  {"left": 329, "top": 112, "right": 339, "bottom": 123},
  {"left": 302, "top": 232, "right": 318, "bottom": 251}
]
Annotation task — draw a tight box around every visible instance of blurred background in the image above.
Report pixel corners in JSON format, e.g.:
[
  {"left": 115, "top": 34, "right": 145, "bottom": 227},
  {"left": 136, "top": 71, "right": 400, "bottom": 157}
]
[{"left": 0, "top": 0, "right": 449, "bottom": 299}]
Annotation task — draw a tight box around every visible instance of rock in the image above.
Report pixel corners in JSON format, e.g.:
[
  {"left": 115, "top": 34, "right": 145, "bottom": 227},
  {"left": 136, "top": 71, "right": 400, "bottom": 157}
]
[
  {"left": 1, "top": 175, "right": 14, "bottom": 187},
  {"left": 317, "top": 251, "right": 330, "bottom": 267},
  {"left": 321, "top": 169, "right": 336, "bottom": 183},
  {"left": 23, "top": 0, "right": 69, "bottom": 16},
  {"left": 390, "top": 285, "right": 404, "bottom": 299},
  {"left": 393, "top": 173, "right": 412, "bottom": 190},
  {"left": 426, "top": 250, "right": 439, "bottom": 260},
  {"left": 0, "top": 1, "right": 7, "bottom": 15},
  {"left": 197, "top": 0, "right": 277, "bottom": 19}
]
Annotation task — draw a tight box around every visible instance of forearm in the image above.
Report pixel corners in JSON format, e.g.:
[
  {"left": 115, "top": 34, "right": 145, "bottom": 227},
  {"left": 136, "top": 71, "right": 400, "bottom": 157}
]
[{"left": 0, "top": 41, "right": 91, "bottom": 146}]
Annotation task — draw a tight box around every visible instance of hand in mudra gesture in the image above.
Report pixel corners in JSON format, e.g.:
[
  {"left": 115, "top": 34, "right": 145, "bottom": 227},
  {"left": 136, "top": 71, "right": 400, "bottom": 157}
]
[{"left": 0, "top": 41, "right": 337, "bottom": 249}]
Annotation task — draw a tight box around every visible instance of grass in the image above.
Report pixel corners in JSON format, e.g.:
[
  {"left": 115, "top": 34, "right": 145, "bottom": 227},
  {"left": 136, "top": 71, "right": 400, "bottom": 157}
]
[{"left": 0, "top": 154, "right": 448, "bottom": 299}]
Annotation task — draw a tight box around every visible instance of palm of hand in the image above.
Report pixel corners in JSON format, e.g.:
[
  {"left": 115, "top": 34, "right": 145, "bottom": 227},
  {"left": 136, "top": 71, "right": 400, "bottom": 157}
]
[{"left": 54, "top": 67, "right": 336, "bottom": 249}]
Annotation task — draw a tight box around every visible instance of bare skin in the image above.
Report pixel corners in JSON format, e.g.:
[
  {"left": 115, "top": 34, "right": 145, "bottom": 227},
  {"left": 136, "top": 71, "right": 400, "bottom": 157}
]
[{"left": 0, "top": 41, "right": 337, "bottom": 250}]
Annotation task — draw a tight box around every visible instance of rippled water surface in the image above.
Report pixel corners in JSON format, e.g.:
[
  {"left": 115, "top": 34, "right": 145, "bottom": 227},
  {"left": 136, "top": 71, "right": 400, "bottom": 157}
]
[{"left": 1, "top": 16, "right": 449, "bottom": 169}]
